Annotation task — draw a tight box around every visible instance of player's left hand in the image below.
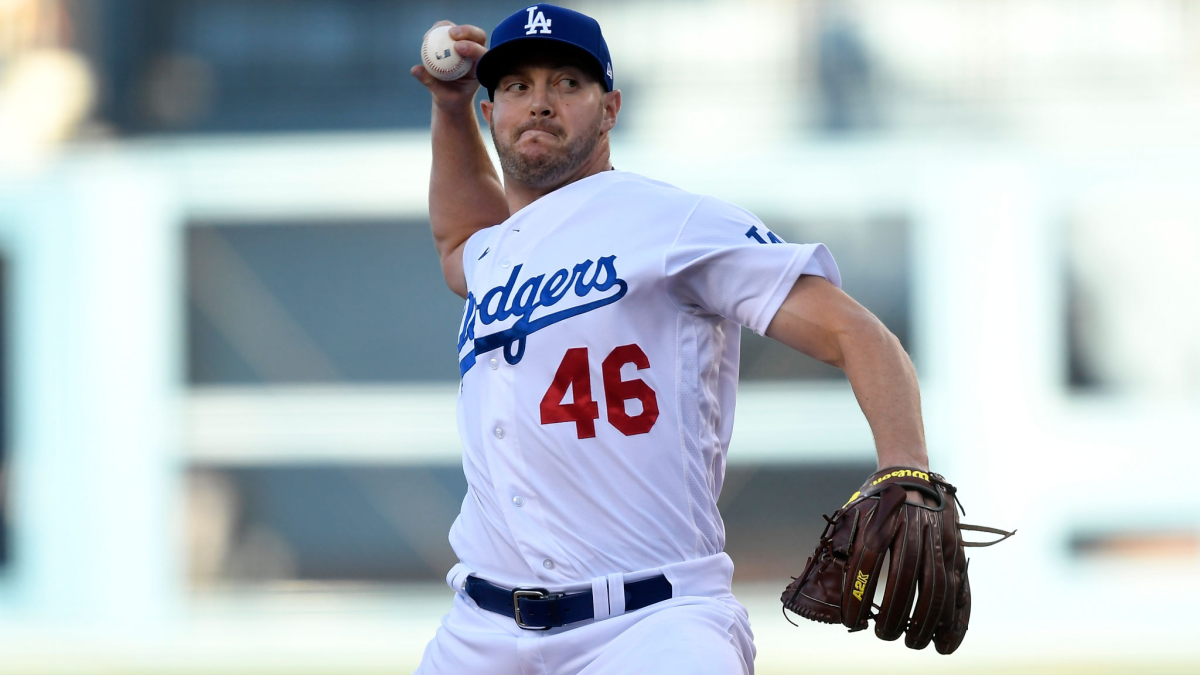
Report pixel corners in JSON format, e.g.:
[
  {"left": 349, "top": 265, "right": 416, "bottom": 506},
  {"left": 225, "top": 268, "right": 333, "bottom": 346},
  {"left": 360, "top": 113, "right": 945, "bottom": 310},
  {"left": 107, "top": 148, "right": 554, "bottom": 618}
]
[
  {"left": 781, "top": 467, "right": 1014, "bottom": 654},
  {"left": 905, "top": 488, "right": 931, "bottom": 505}
]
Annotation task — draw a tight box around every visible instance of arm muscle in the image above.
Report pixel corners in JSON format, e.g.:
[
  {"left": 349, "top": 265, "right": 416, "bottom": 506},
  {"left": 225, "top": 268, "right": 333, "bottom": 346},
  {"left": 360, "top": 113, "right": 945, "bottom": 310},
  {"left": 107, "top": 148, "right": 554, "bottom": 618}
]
[
  {"left": 429, "top": 102, "right": 508, "bottom": 298},
  {"left": 765, "top": 275, "right": 929, "bottom": 471}
]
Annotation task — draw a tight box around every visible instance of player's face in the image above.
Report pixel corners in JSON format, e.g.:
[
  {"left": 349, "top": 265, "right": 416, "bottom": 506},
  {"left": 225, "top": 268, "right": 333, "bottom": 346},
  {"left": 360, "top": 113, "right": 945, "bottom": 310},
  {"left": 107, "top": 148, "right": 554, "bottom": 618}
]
[{"left": 482, "top": 62, "right": 616, "bottom": 188}]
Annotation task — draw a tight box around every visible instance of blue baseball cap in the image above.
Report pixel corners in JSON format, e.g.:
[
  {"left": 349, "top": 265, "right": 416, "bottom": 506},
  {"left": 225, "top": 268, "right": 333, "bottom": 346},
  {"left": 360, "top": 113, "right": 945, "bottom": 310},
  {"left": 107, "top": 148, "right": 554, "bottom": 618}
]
[{"left": 476, "top": 4, "right": 614, "bottom": 98}]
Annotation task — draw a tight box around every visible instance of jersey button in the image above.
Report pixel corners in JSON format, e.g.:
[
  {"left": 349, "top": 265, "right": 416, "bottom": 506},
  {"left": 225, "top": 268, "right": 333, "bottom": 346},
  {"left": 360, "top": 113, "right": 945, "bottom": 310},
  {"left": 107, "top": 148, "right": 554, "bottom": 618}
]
[
  {"left": 489, "top": 358, "right": 499, "bottom": 370},
  {"left": 512, "top": 495, "right": 524, "bottom": 507},
  {"left": 542, "top": 559, "right": 555, "bottom": 570},
  {"left": 494, "top": 427, "right": 505, "bottom": 439},
  {"left": 500, "top": 258, "right": 512, "bottom": 269}
]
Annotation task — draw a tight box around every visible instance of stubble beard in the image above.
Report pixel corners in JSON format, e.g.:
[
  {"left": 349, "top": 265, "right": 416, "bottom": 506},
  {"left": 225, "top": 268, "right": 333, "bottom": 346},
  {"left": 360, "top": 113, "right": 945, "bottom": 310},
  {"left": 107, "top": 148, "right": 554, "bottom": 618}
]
[{"left": 491, "top": 113, "right": 602, "bottom": 189}]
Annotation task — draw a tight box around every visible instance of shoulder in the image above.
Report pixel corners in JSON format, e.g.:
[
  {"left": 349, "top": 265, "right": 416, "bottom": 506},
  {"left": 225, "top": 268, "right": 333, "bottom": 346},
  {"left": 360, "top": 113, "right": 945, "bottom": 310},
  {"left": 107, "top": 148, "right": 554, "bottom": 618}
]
[
  {"left": 606, "top": 172, "right": 759, "bottom": 222},
  {"left": 598, "top": 171, "right": 708, "bottom": 212},
  {"left": 669, "top": 194, "right": 768, "bottom": 249},
  {"left": 597, "top": 172, "right": 769, "bottom": 246},
  {"left": 685, "top": 195, "right": 762, "bottom": 227}
]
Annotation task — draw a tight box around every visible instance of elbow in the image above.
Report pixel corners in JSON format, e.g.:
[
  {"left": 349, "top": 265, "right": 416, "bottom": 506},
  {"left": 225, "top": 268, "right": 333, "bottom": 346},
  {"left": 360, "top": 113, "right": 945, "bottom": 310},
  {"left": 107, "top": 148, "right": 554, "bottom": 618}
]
[{"left": 828, "top": 309, "right": 897, "bottom": 370}]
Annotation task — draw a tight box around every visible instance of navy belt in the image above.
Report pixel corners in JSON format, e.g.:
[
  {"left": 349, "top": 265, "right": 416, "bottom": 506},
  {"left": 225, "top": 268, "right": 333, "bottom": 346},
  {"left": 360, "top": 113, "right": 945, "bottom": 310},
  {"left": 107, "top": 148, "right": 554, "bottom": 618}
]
[{"left": 464, "top": 574, "right": 673, "bottom": 630}]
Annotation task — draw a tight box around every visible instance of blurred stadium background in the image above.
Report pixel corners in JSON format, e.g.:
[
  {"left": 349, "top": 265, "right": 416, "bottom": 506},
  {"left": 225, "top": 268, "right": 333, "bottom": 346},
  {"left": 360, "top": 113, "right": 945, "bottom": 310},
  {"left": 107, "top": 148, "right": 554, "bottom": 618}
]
[{"left": 1, "top": 0, "right": 1199, "bottom": 673}]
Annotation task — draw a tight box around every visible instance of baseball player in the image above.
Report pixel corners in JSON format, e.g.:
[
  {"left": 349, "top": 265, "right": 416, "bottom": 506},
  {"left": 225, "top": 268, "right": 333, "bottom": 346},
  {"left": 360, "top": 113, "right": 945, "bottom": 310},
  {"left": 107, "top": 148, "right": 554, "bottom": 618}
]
[{"left": 409, "top": 5, "right": 935, "bottom": 673}]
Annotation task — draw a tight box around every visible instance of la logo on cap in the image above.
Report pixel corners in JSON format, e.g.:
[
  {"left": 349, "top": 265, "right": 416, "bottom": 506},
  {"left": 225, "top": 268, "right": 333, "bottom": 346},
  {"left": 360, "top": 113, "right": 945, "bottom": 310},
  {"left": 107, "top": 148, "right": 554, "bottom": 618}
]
[{"left": 525, "top": 6, "right": 552, "bottom": 34}]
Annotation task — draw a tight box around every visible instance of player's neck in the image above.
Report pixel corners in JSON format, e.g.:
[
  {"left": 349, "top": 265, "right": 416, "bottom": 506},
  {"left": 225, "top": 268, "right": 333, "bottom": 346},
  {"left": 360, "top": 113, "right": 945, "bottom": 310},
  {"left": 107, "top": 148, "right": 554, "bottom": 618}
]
[{"left": 504, "top": 149, "right": 614, "bottom": 214}]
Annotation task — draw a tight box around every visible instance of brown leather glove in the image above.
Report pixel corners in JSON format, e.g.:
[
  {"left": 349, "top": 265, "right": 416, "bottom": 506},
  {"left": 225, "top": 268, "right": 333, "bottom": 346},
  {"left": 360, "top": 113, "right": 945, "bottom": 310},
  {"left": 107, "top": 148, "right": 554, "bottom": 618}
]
[{"left": 781, "top": 467, "right": 1014, "bottom": 654}]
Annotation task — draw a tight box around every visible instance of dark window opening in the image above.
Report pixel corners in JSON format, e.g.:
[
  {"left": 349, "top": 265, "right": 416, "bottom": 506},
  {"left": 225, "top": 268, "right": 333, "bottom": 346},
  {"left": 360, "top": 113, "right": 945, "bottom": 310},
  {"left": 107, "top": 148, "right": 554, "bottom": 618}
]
[
  {"left": 186, "top": 221, "right": 464, "bottom": 385},
  {"left": 93, "top": 0, "right": 516, "bottom": 133}
]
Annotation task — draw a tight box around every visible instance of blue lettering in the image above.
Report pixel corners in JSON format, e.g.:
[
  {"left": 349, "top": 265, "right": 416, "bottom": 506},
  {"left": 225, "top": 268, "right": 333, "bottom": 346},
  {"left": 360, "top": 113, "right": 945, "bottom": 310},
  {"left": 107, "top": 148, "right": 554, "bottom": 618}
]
[
  {"left": 457, "top": 292, "right": 477, "bottom": 351},
  {"left": 459, "top": 254, "right": 629, "bottom": 377},
  {"left": 479, "top": 265, "right": 522, "bottom": 324},
  {"left": 588, "top": 255, "right": 619, "bottom": 292},
  {"left": 746, "top": 225, "right": 786, "bottom": 244},
  {"left": 540, "top": 268, "right": 570, "bottom": 306},
  {"left": 572, "top": 260, "right": 594, "bottom": 296},
  {"left": 510, "top": 274, "right": 543, "bottom": 319}
]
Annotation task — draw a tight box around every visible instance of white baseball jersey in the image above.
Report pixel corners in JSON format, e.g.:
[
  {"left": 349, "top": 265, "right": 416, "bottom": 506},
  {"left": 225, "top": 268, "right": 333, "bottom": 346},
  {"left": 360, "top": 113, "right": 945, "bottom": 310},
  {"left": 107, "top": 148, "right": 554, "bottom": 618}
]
[{"left": 450, "top": 169, "right": 841, "bottom": 588}]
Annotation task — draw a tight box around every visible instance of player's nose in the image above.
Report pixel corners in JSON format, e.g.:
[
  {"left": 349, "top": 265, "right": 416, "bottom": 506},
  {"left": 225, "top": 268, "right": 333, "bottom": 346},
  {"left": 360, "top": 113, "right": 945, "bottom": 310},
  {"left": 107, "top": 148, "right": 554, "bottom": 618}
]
[{"left": 526, "top": 84, "right": 555, "bottom": 117}]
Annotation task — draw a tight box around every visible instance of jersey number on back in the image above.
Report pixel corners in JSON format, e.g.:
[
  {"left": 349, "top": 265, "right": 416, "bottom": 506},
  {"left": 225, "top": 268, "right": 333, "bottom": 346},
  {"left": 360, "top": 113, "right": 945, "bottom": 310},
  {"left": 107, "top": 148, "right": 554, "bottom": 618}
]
[{"left": 539, "top": 344, "right": 660, "bottom": 439}]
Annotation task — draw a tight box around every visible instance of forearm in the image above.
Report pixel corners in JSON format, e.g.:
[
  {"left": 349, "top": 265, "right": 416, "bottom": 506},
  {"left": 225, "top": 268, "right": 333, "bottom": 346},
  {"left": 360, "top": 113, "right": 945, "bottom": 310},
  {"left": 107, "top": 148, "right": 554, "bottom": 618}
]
[
  {"left": 836, "top": 316, "right": 929, "bottom": 471},
  {"left": 429, "top": 100, "right": 508, "bottom": 259}
]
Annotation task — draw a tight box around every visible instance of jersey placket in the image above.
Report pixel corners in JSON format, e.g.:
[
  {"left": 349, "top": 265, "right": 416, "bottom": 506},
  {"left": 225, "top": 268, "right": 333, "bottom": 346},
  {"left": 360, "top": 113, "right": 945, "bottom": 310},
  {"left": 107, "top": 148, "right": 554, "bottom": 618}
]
[{"left": 476, "top": 221, "right": 579, "bottom": 584}]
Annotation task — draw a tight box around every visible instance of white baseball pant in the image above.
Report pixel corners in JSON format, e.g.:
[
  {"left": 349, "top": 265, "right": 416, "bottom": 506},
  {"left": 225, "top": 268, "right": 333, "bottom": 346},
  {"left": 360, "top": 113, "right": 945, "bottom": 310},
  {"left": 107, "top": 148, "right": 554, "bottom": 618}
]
[{"left": 414, "top": 553, "right": 755, "bottom": 675}]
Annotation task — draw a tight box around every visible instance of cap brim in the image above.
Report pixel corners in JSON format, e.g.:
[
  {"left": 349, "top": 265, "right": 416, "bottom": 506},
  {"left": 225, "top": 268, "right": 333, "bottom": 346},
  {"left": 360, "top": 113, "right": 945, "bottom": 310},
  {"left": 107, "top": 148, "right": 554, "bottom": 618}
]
[{"left": 476, "top": 38, "right": 610, "bottom": 92}]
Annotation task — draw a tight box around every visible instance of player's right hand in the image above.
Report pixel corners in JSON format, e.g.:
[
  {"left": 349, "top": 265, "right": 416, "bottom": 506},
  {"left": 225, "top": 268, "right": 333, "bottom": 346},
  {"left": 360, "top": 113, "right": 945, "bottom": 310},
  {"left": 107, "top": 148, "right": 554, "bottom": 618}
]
[{"left": 411, "top": 21, "right": 488, "bottom": 109}]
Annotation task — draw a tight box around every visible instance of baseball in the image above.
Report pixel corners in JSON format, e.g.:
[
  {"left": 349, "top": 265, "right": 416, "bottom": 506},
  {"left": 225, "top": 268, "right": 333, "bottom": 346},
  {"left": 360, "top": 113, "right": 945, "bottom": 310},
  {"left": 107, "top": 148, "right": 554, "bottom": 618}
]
[{"left": 421, "top": 25, "right": 472, "bottom": 81}]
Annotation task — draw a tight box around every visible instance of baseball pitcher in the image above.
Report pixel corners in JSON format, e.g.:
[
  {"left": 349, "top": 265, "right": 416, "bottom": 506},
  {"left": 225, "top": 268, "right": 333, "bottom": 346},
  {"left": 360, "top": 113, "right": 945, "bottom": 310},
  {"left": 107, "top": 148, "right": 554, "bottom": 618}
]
[{"left": 409, "top": 5, "right": 1011, "bottom": 674}]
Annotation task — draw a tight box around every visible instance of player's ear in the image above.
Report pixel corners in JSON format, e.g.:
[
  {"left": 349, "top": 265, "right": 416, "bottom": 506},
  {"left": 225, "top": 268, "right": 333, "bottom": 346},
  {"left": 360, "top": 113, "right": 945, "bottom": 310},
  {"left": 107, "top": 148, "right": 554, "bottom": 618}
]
[
  {"left": 481, "top": 99, "right": 493, "bottom": 125},
  {"left": 600, "top": 89, "right": 621, "bottom": 134}
]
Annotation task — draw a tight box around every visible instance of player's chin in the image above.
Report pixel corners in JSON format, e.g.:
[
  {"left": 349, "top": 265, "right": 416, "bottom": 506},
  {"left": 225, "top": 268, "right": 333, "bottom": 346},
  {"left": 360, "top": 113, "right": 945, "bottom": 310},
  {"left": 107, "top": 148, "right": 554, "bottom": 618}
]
[{"left": 513, "top": 140, "right": 563, "bottom": 163}]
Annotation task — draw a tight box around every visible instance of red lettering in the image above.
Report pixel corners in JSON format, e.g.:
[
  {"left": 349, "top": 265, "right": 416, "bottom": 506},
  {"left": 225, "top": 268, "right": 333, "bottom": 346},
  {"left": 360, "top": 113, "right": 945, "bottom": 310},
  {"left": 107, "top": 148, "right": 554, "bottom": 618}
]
[
  {"left": 601, "top": 344, "right": 659, "bottom": 436},
  {"left": 539, "top": 347, "right": 600, "bottom": 439}
]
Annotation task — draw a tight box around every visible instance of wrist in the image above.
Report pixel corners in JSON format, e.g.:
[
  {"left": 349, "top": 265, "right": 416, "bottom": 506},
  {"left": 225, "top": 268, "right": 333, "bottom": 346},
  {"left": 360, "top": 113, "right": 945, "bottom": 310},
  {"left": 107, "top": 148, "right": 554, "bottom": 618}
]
[
  {"left": 433, "top": 97, "right": 480, "bottom": 119},
  {"left": 875, "top": 454, "right": 929, "bottom": 472}
]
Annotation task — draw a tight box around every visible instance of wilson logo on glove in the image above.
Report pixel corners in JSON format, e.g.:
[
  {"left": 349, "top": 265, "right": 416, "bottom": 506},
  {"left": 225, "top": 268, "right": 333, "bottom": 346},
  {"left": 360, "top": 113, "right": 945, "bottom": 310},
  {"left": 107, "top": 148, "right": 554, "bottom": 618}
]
[{"left": 870, "top": 468, "right": 931, "bottom": 485}]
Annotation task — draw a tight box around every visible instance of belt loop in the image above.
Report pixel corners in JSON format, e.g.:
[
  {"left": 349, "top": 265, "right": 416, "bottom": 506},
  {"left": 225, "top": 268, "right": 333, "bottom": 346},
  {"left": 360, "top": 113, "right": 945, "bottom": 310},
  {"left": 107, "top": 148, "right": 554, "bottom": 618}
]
[
  {"left": 605, "top": 572, "right": 625, "bottom": 616},
  {"left": 447, "top": 563, "right": 473, "bottom": 594},
  {"left": 591, "top": 576, "right": 611, "bottom": 621}
]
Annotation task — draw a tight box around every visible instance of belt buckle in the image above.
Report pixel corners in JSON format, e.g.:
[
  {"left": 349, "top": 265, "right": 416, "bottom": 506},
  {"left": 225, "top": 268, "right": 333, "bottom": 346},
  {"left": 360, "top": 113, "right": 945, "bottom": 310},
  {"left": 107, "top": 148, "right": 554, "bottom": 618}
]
[{"left": 512, "top": 587, "right": 555, "bottom": 630}]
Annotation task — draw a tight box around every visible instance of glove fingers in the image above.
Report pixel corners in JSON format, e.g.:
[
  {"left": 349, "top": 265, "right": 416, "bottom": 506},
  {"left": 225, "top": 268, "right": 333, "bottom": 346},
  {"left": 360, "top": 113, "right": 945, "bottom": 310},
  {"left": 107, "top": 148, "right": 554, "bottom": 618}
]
[
  {"left": 934, "top": 506, "right": 971, "bottom": 655},
  {"left": 934, "top": 561, "right": 971, "bottom": 654},
  {"left": 904, "top": 509, "right": 948, "bottom": 650},
  {"left": 874, "top": 503, "right": 922, "bottom": 641},
  {"left": 842, "top": 484, "right": 907, "bottom": 631}
]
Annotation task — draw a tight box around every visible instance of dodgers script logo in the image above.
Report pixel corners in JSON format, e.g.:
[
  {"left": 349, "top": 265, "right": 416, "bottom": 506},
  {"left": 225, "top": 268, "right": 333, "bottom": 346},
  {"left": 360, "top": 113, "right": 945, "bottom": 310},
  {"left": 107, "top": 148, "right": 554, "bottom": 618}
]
[
  {"left": 458, "top": 255, "right": 626, "bottom": 376},
  {"left": 525, "top": 6, "right": 552, "bottom": 35}
]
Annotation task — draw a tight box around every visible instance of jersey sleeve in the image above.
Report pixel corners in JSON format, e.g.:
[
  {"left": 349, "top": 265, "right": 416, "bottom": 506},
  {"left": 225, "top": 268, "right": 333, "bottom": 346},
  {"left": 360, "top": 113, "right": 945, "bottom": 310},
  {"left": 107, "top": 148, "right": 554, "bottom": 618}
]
[{"left": 664, "top": 197, "right": 842, "bottom": 335}]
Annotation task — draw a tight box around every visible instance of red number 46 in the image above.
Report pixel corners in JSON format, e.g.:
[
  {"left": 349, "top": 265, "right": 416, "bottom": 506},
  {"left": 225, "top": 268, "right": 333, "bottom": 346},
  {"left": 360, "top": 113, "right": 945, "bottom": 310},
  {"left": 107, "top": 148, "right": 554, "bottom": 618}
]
[{"left": 539, "top": 344, "right": 660, "bottom": 439}]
